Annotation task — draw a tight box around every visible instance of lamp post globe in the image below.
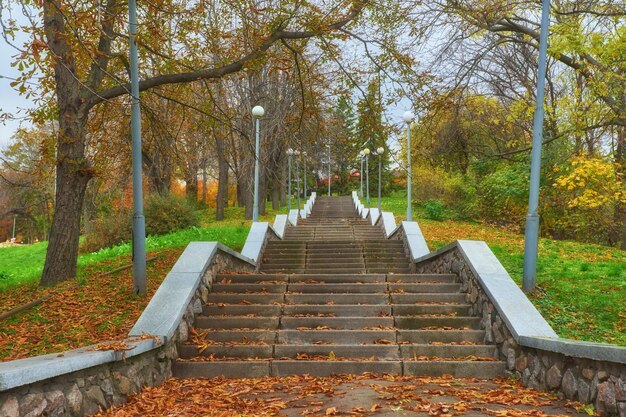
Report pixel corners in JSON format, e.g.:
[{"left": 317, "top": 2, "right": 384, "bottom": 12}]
[
  {"left": 252, "top": 105, "right": 265, "bottom": 118},
  {"left": 402, "top": 111, "right": 414, "bottom": 124},
  {"left": 377, "top": 147, "right": 384, "bottom": 154},
  {"left": 252, "top": 105, "right": 265, "bottom": 222}
]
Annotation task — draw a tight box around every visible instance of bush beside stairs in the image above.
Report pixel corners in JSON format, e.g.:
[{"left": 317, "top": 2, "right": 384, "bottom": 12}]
[{"left": 173, "top": 196, "right": 506, "bottom": 378}]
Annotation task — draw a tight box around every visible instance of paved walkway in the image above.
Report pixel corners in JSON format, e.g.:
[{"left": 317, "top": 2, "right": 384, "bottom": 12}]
[{"left": 96, "top": 374, "right": 589, "bottom": 416}]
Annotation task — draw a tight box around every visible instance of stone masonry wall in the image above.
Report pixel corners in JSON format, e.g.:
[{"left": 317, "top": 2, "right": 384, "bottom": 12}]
[
  {"left": 0, "top": 250, "right": 254, "bottom": 417},
  {"left": 415, "top": 248, "right": 626, "bottom": 417}
]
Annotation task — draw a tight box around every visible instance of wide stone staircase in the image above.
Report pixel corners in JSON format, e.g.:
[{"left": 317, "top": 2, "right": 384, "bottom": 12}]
[{"left": 173, "top": 196, "right": 506, "bottom": 378}]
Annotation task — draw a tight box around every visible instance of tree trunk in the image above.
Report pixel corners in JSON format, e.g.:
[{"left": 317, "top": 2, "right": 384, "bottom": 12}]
[
  {"left": 216, "top": 135, "right": 229, "bottom": 220},
  {"left": 186, "top": 175, "right": 198, "bottom": 204},
  {"left": 201, "top": 166, "right": 208, "bottom": 205},
  {"left": 614, "top": 127, "right": 626, "bottom": 249}
]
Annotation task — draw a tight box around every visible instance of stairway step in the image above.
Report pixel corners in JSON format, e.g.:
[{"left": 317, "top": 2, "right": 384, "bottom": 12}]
[
  {"left": 288, "top": 283, "right": 385, "bottom": 293},
  {"left": 195, "top": 316, "right": 279, "bottom": 329},
  {"left": 283, "top": 304, "right": 391, "bottom": 317},
  {"left": 388, "top": 283, "right": 462, "bottom": 293},
  {"left": 403, "top": 361, "right": 506, "bottom": 378},
  {"left": 173, "top": 361, "right": 270, "bottom": 378},
  {"left": 394, "top": 316, "right": 481, "bottom": 330},
  {"left": 215, "top": 274, "right": 288, "bottom": 283},
  {"left": 391, "top": 293, "right": 466, "bottom": 304},
  {"left": 274, "top": 345, "right": 399, "bottom": 360},
  {"left": 399, "top": 344, "right": 497, "bottom": 358},
  {"left": 286, "top": 293, "right": 388, "bottom": 305},
  {"left": 387, "top": 274, "right": 457, "bottom": 283},
  {"left": 203, "top": 304, "right": 282, "bottom": 316},
  {"left": 261, "top": 268, "right": 306, "bottom": 273},
  {"left": 398, "top": 330, "right": 486, "bottom": 344},
  {"left": 392, "top": 304, "right": 471, "bottom": 315},
  {"left": 179, "top": 344, "right": 273, "bottom": 359},
  {"left": 200, "top": 330, "right": 277, "bottom": 343},
  {"left": 211, "top": 284, "right": 287, "bottom": 293},
  {"left": 288, "top": 274, "right": 385, "bottom": 283},
  {"left": 280, "top": 316, "right": 394, "bottom": 330},
  {"left": 278, "top": 329, "right": 395, "bottom": 344},
  {"left": 271, "top": 360, "right": 402, "bottom": 377},
  {"left": 207, "top": 294, "right": 283, "bottom": 304},
  {"left": 304, "top": 268, "right": 366, "bottom": 274},
  {"left": 368, "top": 268, "right": 412, "bottom": 274}
]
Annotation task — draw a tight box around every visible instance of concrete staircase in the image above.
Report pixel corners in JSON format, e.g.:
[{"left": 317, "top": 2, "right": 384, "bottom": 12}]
[{"left": 173, "top": 196, "right": 506, "bottom": 378}]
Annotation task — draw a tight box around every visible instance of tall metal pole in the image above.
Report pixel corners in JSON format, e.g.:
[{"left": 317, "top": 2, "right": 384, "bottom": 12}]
[
  {"left": 296, "top": 155, "right": 301, "bottom": 216},
  {"left": 253, "top": 117, "right": 260, "bottom": 222},
  {"left": 303, "top": 152, "right": 307, "bottom": 198},
  {"left": 129, "top": 0, "right": 146, "bottom": 296},
  {"left": 365, "top": 154, "right": 370, "bottom": 206},
  {"left": 327, "top": 145, "right": 331, "bottom": 196},
  {"left": 287, "top": 153, "right": 292, "bottom": 211},
  {"left": 12, "top": 215, "right": 16, "bottom": 239},
  {"left": 378, "top": 154, "right": 382, "bottom": 212},
  {"left": 360, "top": 155, "right": 364, "bottom": 198},
  {"left": 523, "top": 0, "right": 551, "bottom": 293},
  {"left": 406, "top": 124, "right": 412, "bottom": 221}
]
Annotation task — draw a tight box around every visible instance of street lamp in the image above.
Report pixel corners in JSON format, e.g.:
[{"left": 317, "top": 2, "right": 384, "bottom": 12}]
[
  {"left": 303, "top": 151, "right": 308, "bottom": 198},
  {"left": 359, "top": 151, "right": 365, "bottom": 198},
  {"left": 363, "top": 148, "right": 371, "bottom": 206},
  {"left": 523, "top": 0, "right": 551, "bottom": 293},
  {"left": 294, "top": 150, "right": 301, "bottom": 216},
  {"left": 326, "top": 144, "right": 331, "bottom": 196},
  {"left": 403, "top": 111, "right": 415, "bottom": 221},
  {"left": 129, "top": 0, "right": 146, "bottom": 295},
  {"left": 286, "top": 148, "right": 294, "bottom": 211},
  {"left": 252, "top": 105, "right": 265, "bottom": 222},
  {"left": 373, "top": 147, "right": 384, "bottom": 212}
]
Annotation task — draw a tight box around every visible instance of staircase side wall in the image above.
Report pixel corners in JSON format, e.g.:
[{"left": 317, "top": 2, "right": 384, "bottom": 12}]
[{"left": 414, "top": 242, "right": 626, "bottom": 416}]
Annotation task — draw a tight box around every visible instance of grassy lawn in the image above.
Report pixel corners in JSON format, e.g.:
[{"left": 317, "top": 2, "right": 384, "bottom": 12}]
[{"left": 380, "top": 192, "right": 626, "bottom": 346}]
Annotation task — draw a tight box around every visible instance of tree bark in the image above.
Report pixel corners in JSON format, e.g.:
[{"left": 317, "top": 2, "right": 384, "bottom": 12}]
[{"left": 215, "top": 135, "right": 229, "bottom": 220}]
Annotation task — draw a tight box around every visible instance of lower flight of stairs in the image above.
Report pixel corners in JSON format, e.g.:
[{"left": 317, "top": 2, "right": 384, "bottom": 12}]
[{"left": 173, "top": 273, "right": 506, "bottom": 378}]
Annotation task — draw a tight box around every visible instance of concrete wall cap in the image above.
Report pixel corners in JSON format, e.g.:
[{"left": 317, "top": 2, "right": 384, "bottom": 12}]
[
  {"left": 380, "top": 212, "right": 397, "bottom": 237},
  {"left": 288, "top": 209, "right": 299, "bottom": 226},
  {"left": 400, "top": 221, "right": 430, "bottom": 260}
]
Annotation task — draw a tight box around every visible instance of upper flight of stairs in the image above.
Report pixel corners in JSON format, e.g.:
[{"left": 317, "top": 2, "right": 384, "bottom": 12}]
[{"left": 173, "top": 196, "right": 506, "bottom": 378}]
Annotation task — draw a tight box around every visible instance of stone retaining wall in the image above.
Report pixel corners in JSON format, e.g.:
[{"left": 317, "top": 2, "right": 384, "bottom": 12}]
[
  {"left": 0, "top": 246, "right": 255, "bottom": 417},
  {"left": 414, "top": 244, "right": 626, "bottom": 416}
]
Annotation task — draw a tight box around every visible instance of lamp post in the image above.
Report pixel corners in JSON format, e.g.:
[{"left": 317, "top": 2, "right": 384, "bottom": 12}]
[
  {"left": 326, "top": 144, "right": 331, "bottom": 196},
  {"left": 303, "top": 151, "right": 308, "bottom": 198},
  {"left": 359, "top": 151, "right": 365, "bottom": 198},
  {"left": 129, "top": 0, "right": 146, "bottom": 295},
  {"left": 287, "top": 148, "right": 294, "bottom": 211},
  {"left": 373, "top": 147, "right": 384, "bottom": 212},
  {"left": 402, "top": 111, "right": 415, "bottom": 221},
  {"left": 295, "top": 150, "right": 301, "bottom": 216},
  {"left": 363, "top": 148, "right": 371, "bottom": 206},
  {"left": 523, "top": 0, "right": 551, "bottom": 293},
  {"left": 252, "top": 105, "right": 265, "bottom": 222},
  {"left": 12, "top": 214, "right": 17, "bottom": 240}
]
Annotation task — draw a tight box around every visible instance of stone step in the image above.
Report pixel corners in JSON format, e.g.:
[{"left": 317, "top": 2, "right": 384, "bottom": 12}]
[
  {"left": 274, "top": 345, "right": 399, "bottom": 360},
  {"left": 173, "top": 361, "right": 271, "bottom": 378},
  {"left": 288, "top": 274, "right": 386, "bottom": 283},
  {"left": 398, "top": 330, "right": 486, "bottom": 344},
  {"left": 391, "top": 293, "right": 466, "bottom": 304},
  {"left": 195, "top": 316, "right": 280, "bottom": 329},
  {"left": 272, "top": 360, "right": 403, "bottom": 376},
  {"left": 178, "top": 344, "right": 273, "bottom": 359},
  {"left": 287, "top": 283, "right": 386, "bottom": 293},
  {"left": 280, "top": 316, "right": 394, "bottom": 330},
  {"left": 211, "top": 284, "right": 287, "bottom": 293},
  {"left": 278, "top": 329, "right": 395, "bottom": 344},
  {"left": 387, "top": 274, "right": 457, "bottom": 283},
  {"left": 392, "top": 304, "right": 471, "bottom": 315},
  {"left": 200, "top": 330, "right": 277, "bottom": 343},
  {"left": 283, "top": 304, "right": 391, "bottom": 317},
  {"left": 394, "top": 316, "right": 481, "bottom": 330},
  {"left": 215, "top": 274, "right": 288, "bottom": 283},
  {"left": 207, "top": 293, "right": 284, "bottom": 304},
  {"left": 399, "top": 344, "right": 498, "bottom": 359},
  {"left": 387, "top": 283, "right": 462, "bottom": 293},
  {"left": 301, "top": 268, "right": 367, "bottom": 274},
  {"left": 203, "top": 304, "right": 281, "bottom": 316},
  {"left": 285, "top": 293, "right": 388, "bottom": 305},
  {"left": 403, "top": 361, "right": 506, "bottom": 378},
  {"left": 260, "top": 268, "right": 306, "bottom": 274},
  {"left": 367, "top": 268, "right": 412, "bottom": 274}
]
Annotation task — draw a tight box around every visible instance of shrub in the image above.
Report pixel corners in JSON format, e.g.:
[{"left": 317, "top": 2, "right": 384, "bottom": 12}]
[
  {"left": 145, "top": 193, "right": 199, "bottom": 236},
  {"left": 424, "top": 199, "right": 446, "bottom": 221},
  {"left": 80, "top": 208, "right": 132, "bottom": 253}
]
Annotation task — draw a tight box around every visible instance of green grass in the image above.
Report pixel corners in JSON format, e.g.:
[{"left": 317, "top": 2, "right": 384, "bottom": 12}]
[{"left": 0, "top": 204, "right": 290, "bottom": 291}]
